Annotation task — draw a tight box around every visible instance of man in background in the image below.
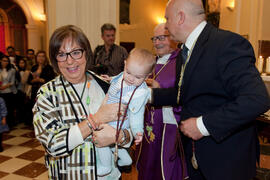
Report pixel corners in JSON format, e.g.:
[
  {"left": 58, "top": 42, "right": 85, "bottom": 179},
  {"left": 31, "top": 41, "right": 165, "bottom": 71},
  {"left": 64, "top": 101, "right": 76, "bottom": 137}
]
[
  {"left": 25, "top": 49, "right": 35, "bottom": 70},
  {"left": 6, "top": 46, "right": 22, "bottom": 67},
  {"left": 92, "top": 23, "right": 128, "bottom": 76}
]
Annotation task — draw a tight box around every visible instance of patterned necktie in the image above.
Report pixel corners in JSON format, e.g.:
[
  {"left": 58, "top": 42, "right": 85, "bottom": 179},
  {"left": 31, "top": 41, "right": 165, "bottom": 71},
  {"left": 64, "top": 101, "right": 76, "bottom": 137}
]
[{"left": 181, "top": 44, "right": 188, "bottom": 64}]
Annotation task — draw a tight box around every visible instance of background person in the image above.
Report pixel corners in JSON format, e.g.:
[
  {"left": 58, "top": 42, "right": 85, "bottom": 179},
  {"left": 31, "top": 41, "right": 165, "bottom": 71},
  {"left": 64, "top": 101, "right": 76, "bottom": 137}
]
[
  {"left": 6, "top": 46, "right": 22, "bottom": 67},
  {"left": 25, "top": 49, "right": 35, "bottom": 70},
  {"left": 91, "top": 23, "right": 128, "bottom": 76},
  {"left": 0, "top": 97, "right": 7, "bottom": 152},
  {"left": 151, "top": 0, "right": 270, "bottom": 179},
  {"left": 0, "top": 55, "right": 17, "bottom": 128},
  {"left": 28, "top": 50, "right": 55, "bottom": 106}
]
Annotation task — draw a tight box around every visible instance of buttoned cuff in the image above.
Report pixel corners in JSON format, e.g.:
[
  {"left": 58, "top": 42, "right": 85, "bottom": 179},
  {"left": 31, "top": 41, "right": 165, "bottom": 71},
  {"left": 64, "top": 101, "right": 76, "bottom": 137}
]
[
  {"left": 196, "top": 116, "right": 210, "bottom": 136},
  {"left": 148, "top": 88, "right": 152, "bottom": 103}
]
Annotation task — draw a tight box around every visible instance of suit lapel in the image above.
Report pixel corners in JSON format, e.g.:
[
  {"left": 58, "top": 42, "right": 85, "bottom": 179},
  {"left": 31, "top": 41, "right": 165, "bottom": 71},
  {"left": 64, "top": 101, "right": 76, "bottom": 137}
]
[{"left": 180, "top": 24, "right": 214, "bottom": 102}]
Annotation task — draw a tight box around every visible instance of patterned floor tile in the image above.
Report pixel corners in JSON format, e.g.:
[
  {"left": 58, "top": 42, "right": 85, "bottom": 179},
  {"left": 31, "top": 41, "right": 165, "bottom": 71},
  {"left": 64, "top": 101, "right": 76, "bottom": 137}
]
[
  {"left": 16, "top": 149, "right": 44, "bottom": 161},
  {"left": 0, "top": 144, "right": 12, "bottom": 151},
  {"left": 0, "top": 171, "right": 9, "bottom": 179},
  {"left": 21, "top": 131, "right": 35, "bottom": 138},
  {"left": 13, "top": 162, "right": 47, "bottom": 178},
  {"left": 2, "top": 134, "right": 15, "bottom": 141},
  {"left": 0, "top": 145, "right": 31, "bottom": 157},
  {"left": 34, "top": 145, "right": 45, "bottom": 151},
  {"left": 19, "top": 138, "right": 41, "bottom": 148},
  {"left": 0, "top": 155, "right": 12, "bottom": 164},
  {"left": 3, "top": 137, "right": 31, "bottom": 146},
  {"left": 33, "top": 171, "right": 48, "bottom": 180},
  {"left": 0, "top": 123, "right": 269, "bottom": 180},
  {"left": 34, "top": 156, "right": 45, "bottom": 164},
  {"left": 0, "top": 173, "right": 33, "bottom": 180},
  {"left": 7, "top": 129, "right": 32, "bottom": 137},
  {"left": 0, "top": 158, "right": 31, "bottom": 173}
]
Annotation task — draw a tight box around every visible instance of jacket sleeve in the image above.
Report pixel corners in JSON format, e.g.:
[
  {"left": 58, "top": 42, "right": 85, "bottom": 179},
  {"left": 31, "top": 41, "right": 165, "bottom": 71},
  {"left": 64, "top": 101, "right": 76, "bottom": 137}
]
[{"left": 33, "top": 83, "right": 73, "bottom": 157}]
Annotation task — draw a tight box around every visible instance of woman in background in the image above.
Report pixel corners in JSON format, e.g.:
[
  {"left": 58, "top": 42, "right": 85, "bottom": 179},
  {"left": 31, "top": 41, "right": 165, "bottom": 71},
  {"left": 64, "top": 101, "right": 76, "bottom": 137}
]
[
  {"left": 28, "top": 50, "right": 55, "bottom": 106},
  {"left": 17, "top": 59, "right": 32, "bottom": 125},
  {"left": 0, "top": 55, "right": 17, "bottom": 128}
]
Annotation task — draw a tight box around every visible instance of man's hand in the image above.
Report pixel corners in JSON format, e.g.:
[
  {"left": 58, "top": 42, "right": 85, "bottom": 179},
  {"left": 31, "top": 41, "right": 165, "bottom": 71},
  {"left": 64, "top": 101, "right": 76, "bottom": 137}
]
[{"left": 179, "top": 117, "right": 203, "bottom": 140}]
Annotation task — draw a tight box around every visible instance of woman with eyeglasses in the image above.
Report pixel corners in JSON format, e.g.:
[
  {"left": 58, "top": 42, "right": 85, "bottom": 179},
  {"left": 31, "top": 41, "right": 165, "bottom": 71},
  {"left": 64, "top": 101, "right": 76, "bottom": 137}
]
[{"left": 33, "top": 25, "right": 130, "bottom": 180}]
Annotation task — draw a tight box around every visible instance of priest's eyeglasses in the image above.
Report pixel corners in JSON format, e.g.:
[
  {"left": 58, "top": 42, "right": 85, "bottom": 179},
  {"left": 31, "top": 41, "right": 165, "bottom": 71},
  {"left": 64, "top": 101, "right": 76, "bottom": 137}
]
[
  {"left": 151, "top": 35, "right": 169, "bottom": 43},
  {"left": 56, "top": 49, "right": 84, "bottom": 62}
]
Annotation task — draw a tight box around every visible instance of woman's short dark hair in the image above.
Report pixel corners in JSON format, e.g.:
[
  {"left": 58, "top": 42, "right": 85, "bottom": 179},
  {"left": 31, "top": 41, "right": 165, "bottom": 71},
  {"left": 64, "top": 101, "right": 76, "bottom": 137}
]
[{"left": 49, "top": 25, "right": 93, "bottom": 74}]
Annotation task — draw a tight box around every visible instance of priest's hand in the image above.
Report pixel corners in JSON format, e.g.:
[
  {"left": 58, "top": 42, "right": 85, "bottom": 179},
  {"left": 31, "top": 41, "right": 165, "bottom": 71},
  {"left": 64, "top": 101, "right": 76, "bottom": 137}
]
[
  {"left": 145, "top": 78, "right": 160, "bottom": 88},
  {"left": 179, "top": 117, "right": 203, "bottom": 140}
]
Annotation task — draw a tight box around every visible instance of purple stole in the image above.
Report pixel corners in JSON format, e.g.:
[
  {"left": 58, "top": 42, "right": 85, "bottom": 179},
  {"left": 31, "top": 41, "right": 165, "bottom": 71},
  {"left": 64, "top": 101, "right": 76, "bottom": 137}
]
[{"left": 135, "top": 49, "right": 187, "bottom": 180}]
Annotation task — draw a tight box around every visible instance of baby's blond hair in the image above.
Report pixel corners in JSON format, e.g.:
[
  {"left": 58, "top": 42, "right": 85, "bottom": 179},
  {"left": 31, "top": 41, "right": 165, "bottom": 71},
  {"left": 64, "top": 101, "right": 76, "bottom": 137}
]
[{"left": 127, "top": 48, "right": 156, "bottom": 74}]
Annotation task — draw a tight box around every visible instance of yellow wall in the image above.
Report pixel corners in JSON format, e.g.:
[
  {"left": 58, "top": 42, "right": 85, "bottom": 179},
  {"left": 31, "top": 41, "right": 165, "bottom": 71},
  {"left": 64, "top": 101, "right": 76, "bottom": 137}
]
[
  {"left": 219, "top": 0, "right": 270, "bottom": 57},
  {"left": 261, "top": 0, "right": 270, "bottom": 40},
  {"left": 14, "top": 0, "right": 46, "bottom": 52},
  {"left": 119, "top": 0, "right": 167, "bottom": 52}
]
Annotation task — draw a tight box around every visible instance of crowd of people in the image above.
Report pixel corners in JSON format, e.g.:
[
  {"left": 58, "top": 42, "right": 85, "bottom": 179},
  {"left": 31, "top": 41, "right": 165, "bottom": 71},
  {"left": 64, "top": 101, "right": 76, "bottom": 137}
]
[
  {"left": 0, "top": 47, "right": 56, "bottom": 127},
  {"left": 1, "top": 0, "right": 270, "bottom": 179}
]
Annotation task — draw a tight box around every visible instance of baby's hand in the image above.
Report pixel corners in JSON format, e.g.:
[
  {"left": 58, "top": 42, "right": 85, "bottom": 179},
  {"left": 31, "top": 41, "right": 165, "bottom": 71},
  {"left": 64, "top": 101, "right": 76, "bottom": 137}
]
[
  {"left": 135, "top": 132, "right": 143, "bottom": 145},
  {"left": 100, "top": 74, "right": 112, "bottom": 82}
]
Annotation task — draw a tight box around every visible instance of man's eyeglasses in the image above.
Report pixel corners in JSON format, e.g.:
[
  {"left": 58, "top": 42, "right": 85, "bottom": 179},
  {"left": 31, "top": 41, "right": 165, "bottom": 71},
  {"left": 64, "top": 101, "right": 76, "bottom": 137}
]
[
  {"left": 56, "top": 49, "right": 84, "bottom": 62},
  {"left": 151, "top": 35, "right": 169, "bottom": 43}
]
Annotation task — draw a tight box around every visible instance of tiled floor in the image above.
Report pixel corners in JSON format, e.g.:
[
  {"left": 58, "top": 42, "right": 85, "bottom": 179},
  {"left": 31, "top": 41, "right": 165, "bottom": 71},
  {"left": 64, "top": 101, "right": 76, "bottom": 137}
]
[
  {"left": 0, "top": 123, "right": 269, "bottom": 180},
  {"left": 0, "top": 124, "right": 48, "bottom": 179},
  {"left": 0, "top": 124, "right": 138, "bottom": 180}
]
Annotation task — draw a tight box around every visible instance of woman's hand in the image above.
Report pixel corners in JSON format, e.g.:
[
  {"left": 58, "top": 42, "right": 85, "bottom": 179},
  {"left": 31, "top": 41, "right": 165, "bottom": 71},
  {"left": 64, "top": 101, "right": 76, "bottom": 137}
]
[
  {"left": 92, "top": 124, "right": 116, "bottom": 147},
  {"left": 93, "top": 94, "right": 127, "bottom": 125}
]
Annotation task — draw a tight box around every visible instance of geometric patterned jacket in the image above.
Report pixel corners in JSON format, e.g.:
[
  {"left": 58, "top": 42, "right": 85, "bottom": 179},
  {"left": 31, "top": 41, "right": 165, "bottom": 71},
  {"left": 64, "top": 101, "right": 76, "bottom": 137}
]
[{"left": 33, "top": 71, "right": 119, "bottom": 180}]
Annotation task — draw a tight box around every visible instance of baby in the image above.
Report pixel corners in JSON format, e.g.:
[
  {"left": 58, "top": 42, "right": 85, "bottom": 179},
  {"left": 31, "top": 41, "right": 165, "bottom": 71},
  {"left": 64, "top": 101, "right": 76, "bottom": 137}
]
[{"left": 96, "top": 48, "right": 156, "bottom": 176}]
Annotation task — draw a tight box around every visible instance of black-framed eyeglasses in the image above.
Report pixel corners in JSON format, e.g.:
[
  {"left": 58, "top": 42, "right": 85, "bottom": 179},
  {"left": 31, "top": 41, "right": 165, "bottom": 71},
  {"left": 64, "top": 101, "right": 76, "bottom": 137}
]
[
  {"left": 151, "top": 35, "right": 169, "bottom": 43},
  {"left": 56, "top": 49, "right": 84, "bottom": 62}
]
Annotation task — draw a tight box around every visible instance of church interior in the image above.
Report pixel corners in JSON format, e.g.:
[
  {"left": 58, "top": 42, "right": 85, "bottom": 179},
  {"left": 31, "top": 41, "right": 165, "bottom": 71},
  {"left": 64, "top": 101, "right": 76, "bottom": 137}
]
[{"left": 0, "top": 0, "right": 269, "bottom": 179}]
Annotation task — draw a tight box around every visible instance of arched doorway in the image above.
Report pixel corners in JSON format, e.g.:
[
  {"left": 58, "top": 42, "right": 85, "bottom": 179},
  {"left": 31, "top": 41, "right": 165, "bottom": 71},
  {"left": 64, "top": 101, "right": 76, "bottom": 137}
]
[{"left": 0, "top": 0, "right": 27, "bottom": 55}]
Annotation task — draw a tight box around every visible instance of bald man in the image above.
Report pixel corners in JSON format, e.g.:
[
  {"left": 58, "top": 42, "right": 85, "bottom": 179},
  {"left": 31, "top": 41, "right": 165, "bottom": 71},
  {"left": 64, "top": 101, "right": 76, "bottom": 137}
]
[
  {"left": 136, "top": 24, "right": 188, "bottom": 180},
  {"left": 151, "top": 0, "right": 270, "bottom": 179}
]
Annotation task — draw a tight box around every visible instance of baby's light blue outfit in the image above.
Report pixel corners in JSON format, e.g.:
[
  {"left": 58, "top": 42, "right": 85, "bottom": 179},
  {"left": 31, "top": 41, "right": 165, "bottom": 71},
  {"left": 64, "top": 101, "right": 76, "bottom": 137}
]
[{"left": 96, "top": 72, "right": 150, "bottom": 176}]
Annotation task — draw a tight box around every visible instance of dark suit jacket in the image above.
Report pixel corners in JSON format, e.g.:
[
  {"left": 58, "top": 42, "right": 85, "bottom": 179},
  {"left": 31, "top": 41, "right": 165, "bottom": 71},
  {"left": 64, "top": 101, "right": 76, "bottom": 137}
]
[{"left": 153, "top": 23, "right": 270, "bottom": 180}]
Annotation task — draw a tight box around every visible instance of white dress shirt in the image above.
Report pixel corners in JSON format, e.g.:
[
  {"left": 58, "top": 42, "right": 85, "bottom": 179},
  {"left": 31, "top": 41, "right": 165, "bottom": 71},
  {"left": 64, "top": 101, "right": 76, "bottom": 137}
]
[{"left": 183, "top": 21, "right": 210, "bottom": 136}]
